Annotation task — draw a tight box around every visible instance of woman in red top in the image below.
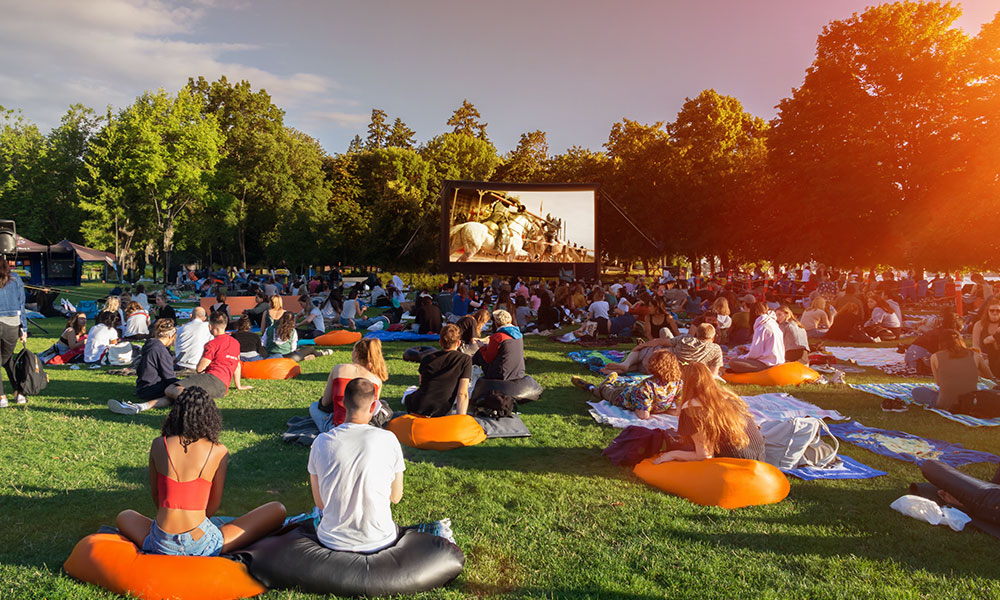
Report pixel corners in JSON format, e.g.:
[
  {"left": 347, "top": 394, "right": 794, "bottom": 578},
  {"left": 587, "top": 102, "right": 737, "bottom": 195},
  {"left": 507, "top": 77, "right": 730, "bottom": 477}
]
[
  {"left": 310, "top": 338, "right": 388, "bottom": 432},
  {"left": 116, "top": 387, "right": 285, "bottom": 555}
]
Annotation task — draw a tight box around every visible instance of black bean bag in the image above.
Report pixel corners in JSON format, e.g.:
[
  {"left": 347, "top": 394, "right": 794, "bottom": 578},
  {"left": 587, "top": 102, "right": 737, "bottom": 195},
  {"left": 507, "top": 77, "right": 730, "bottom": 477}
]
[
  {"left": 473, "top": 414, "right": 531, "bottom": 438},
  {"left": 471, "top": 375, "right": 543, "bottom": 404},
  {"left": 233, "top": 525, "right": 464, "bottom": 597},
  {"left": 403, "top": 345, "right": 437, "bottom": 362}
]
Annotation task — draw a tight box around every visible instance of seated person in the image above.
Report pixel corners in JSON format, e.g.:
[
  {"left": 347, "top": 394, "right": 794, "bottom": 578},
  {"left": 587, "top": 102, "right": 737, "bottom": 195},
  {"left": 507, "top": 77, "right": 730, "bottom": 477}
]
[
  {"left": 403, "top": 324, "right": 472, "bottom": 417},
  {"left": 456, "top": 311, "right": 489, "bottom": 356},
  {"left": 728, "top": 303, "right": 784, "bottom": 374},
  {"left": 825, "top": 302, "right": 863, "bottom": 341},
  {"left": 123, "top": 300, "right": 150, "bottom": 341},
  {"left": 209, "top": 291, "right": 229, "bottom": 320},
  {"left": 414, "top": 295, "right": 442, "bottom": 335},
  {"left": 799, "top": 296, "right": 832, "bottom": 338},
  {"left": 863, "top": 295, "right": 902, "bottom": 340},
  {"left": 116, "top": 387, "right": 286, "bottom": 555},
  {"left": 572, "top": 349, "right": 683, "bottom": 420},
  {"left": 55, "top": 312, "right": 88, "bottom": 354},
  {"left": 653, "top": 362, "right": 765, "bottom": 462},
  {"left": 310, "top": 339, "right": 388, "bottom": 432},
  {"left": 775, "top": 305, "right": 809, "bottom": 364},
  {"left": 109, "top": 312, "right": 252, "bottom": 414},
  {"left": 513, "top": 295, "right": 532, "bottom": 332},
  {"left": 906, "top": 310, "right": 961, "bottom": 374},
  {"left": 264, "top": 312, "right": 323, "bottom": 362},
  {"left": 135, "top": 319, "right": 179, "bottom": 402},
  {"left": 600, "top": 323, "right": 722, "bottom": 376},
  {"left": 296, "top": 294, "right": 326, "bottom": 340},
  {"left": 231, "top": 314, "right": 267, "bottom": 361},
  {"left": 339, "top": 288, "right": 389, "bottom": 331},
  {"left": 474, "top": 310, "right": 525, "bottom": 381},
  {"left": 309, "top": 378, "right": 404, "bottom": 552},
  {"left": 84, "top": 311, "right": 119, "bottom": 364},
  {"left": 534, "top": 291, "right": 560, "bottom": 332},
  {"left": 154, "top": 293, "right": 177, "bottom": 322},
  {"left": 911, "top": 330, "right": 996, "bottom": 411},
  {"left": 174, "top": 308, "right": 212, "bottom": 372},
  {"left": 242, "top": 290, "right": 269, "bottom": 323}
]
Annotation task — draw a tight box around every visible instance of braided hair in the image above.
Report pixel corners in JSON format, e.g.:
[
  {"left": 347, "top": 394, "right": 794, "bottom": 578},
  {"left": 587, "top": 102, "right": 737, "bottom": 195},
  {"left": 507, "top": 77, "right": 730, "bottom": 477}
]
[{"left": 161, "top": 387, "right": 222, "bottom": 451}]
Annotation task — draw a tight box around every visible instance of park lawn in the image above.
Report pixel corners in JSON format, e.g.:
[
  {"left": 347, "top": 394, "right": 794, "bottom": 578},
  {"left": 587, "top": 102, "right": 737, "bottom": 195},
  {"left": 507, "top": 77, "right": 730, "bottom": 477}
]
[{"left": 3, "top": 298, "right": 1000, "bottom": 598}]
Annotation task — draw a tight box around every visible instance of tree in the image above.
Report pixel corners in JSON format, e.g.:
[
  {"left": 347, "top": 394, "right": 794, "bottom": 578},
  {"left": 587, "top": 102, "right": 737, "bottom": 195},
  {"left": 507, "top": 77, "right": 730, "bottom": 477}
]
[
  {"left": 492, "top": 130, "right": 548, "bottom": 182},
  {"left": 347, "top": 134, "right": 364, "bottom": 153},
  {"left": 769, "top": 1, "right": 977, "bottom": 267},
  {"left": 366, "top": 109, "right": 390, "bottom": 149},
  {"left": 420, "top": 132, "right": 501, "bottom": 192},
  {"left": 386, "top": 117, "right": 417, "bottom": 149},
  {"left": 0, "top": 107, "right": 47, "bottom": 241},
  {"left": 81, "top": 89, "right": 222, "bottom": 279},
  {"left": 268, "top": 129, "right": 333, "bottom": 266},
  {"left": 542, "top": 146, "right": 608, "bottom": 184},
  {"left": 446, "top": 100, "right": 488, "bottom": 140}
]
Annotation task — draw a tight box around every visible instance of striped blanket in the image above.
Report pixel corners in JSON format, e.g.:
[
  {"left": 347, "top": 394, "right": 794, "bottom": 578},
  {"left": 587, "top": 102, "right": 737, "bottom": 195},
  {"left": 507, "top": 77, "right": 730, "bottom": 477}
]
[{"left": 849, "top": 382, "right": 999, "bottom": 427}]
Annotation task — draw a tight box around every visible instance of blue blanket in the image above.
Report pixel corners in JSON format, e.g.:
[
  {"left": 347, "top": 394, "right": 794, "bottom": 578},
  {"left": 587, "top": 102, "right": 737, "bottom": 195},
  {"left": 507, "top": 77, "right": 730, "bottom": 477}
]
[
  {"left": 849, "top": 382, "right": 1000, "bottom": 427},
  {"left": 784, "top": 455, "right": 886, "bottom": 481},
  {"left": 827, "top": 420, "right": 1000, "bottom": 467},
  {"left": 364, "top": 331, "right": 439, "bottom": 342}
]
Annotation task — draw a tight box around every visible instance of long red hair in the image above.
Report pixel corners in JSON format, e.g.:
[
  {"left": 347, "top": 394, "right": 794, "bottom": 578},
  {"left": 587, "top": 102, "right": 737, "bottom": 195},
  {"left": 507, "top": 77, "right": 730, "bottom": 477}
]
[{"left": 679, "top": 363, "right": 751, "bottom": 453}]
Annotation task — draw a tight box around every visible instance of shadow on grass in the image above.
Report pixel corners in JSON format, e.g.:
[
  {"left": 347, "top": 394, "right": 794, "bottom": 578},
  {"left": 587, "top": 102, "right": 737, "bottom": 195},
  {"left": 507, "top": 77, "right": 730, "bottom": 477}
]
[
  {"left": 26, "top": 404, "right": 305, "bottom": 435},
  {"left": 660, "top": 484, "right": 1000, "bottom": 580},
  {"left": 401, "top": 444, "right": 626, "bottom": 479}
]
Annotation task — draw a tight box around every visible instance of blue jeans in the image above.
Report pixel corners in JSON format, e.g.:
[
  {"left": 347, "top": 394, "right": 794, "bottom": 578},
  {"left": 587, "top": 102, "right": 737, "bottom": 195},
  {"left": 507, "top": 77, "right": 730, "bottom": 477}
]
[
  {"left": 142, "top": 516, "right": 224, "bottom": 556},
  {"left": 911, "top": 386, "right": 939, "bottom": 408},
  {"left": 309, "top": 400, "right": 335, "bottom": 433},
  {"left": 340, "top": 315, "right": 388, "bottom": 330},
  {"left": 609, "top": 315, "right": 636, "bottom": 336}
]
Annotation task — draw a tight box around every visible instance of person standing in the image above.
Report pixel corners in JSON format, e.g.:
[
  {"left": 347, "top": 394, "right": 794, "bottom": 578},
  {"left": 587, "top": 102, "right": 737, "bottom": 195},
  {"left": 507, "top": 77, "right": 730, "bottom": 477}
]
[{"left": 0, "top": 259, "right": 28, "bottom": 407}]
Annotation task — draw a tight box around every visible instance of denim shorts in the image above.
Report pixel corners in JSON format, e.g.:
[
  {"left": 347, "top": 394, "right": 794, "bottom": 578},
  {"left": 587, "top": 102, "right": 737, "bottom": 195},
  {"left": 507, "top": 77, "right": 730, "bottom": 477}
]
[{"left": 142, "top": 517, "right": 225, "bottom": 556}]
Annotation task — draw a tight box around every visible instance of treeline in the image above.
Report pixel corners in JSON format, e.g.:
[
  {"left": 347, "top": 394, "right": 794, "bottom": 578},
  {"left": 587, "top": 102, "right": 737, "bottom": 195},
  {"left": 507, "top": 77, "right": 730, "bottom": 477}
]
[{"left": 1, "top": 2, "right": 998, "bottom": 277}]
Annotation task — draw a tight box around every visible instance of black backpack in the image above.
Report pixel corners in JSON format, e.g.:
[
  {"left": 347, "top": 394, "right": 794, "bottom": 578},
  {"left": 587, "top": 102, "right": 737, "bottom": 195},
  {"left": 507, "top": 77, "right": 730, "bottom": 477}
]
[
  {"left": 14, "top": 345, "right": 48, "bottom": 395},
  {"left": 472, "top": 390, "right": 516, "bottom": 419}
]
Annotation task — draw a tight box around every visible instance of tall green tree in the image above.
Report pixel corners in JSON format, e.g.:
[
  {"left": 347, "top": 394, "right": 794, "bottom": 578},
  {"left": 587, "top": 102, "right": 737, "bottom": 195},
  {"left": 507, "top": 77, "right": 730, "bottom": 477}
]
[
  {"left": 347, "top": 134, "right": 364, "bottom": 153},
  {"left": 80, "top": 88, "right": 222, "bottom": 278},
  {"left": 366, "top": 109, "right": 390, "bottom": 149},
  {"left": 386, "top": 117, "right": 417, "bottom": 149},
  {"left": 420, "top": 132, "right": 501, "bottom": 192},
  {"left": 446, "top": 100, "right": 489, "bottom": 140},
  {"left": 37, "top": 105, "right": 103, "bottom": 244},
  {"left": 769, "top": 1, "right": 976, "bottom": 267},
  {"left": 0, "top": 107, "right": 47, "bottom": 241},
  {"left": 492, "top": 130, "right": 548, "bottom": 182}
]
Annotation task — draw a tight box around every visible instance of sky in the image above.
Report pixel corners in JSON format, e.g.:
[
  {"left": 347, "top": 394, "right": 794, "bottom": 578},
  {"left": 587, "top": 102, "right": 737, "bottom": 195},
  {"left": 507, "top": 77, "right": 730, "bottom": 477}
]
[{"left": 1, "top": 0, "right": 997, "bottom": 156}]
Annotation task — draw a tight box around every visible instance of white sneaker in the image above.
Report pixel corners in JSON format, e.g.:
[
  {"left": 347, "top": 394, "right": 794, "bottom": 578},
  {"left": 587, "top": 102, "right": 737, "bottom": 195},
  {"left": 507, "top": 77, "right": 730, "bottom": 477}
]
[
  {"left": 0, "top": 397, "right": 8, "bottom": 408},
  {"left": 108, "top": 399, "right": 140, "bottom": 415}
]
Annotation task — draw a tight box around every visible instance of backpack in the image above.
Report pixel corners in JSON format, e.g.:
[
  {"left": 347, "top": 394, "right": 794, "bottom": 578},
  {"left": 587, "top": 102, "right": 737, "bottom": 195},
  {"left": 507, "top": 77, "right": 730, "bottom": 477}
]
[
  {"left": 759, "top": 417, "right": 839, "bottom": 470},
  {"left": 14, "top": 344, "right": 49, "bottom": 395},
  {"left": 472, "top": 390, "right": 516, "bottom": 419},
  {"left": 956, "top": 389, "right": 1000, "bottom": 419}
]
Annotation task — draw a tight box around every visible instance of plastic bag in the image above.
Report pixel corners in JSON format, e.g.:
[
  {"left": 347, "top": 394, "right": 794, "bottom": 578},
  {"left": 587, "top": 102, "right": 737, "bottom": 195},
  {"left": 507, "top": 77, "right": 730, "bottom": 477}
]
[{"left": 890, "top": 494, "right": 971, "bottom": 531}]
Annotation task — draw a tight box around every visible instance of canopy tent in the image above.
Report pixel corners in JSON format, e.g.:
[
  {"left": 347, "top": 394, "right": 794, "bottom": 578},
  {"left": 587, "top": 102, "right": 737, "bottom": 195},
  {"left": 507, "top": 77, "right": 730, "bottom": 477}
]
[
  {"left": 53, "top": 240, "right": 116, "bottom": 266},
  {"left": 4, "top": 237, "right": 117, "bottom": 286},
  {"left": 10, "top": 235, "right": 48, "bottom": 284}
]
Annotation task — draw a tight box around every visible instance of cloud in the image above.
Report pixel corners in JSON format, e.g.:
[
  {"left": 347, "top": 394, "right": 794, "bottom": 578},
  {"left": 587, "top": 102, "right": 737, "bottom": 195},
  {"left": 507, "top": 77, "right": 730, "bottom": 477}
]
[{"left": 0, "top": 0, "right": 357, "bottom": 133}]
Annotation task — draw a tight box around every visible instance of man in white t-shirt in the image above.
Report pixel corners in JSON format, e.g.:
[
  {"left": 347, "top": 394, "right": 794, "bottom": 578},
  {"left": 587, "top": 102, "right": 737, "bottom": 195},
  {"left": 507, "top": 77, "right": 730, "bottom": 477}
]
[
  {"left": 174, "top": 307, "right": 211, "bottom": 371},
  {"left": 309, "top": 378, "right": 405, "bottom": 552}
]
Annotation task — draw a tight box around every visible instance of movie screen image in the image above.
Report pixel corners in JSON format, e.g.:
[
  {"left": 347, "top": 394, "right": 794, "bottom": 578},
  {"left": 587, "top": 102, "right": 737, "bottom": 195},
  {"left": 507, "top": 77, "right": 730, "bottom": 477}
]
[{"left": 445, "top": 185, "right": 596, "bottom": 264}]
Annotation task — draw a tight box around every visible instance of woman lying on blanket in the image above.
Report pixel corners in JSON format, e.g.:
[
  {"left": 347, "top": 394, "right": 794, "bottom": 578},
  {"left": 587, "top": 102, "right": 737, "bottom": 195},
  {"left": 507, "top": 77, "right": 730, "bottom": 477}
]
[
  {"left": 116, "top": 386, "right": 286, "bottom": 556},
  {"left": 572, "top": 350, "right": 682, "bottom": 420},
  {"left": 653, "top": 362, "right": 765, "bottom": 462}
]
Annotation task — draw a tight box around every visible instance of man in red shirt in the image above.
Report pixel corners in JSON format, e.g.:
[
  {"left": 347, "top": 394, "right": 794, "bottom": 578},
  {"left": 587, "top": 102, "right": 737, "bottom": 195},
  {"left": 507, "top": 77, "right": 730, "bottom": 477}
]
[{"left": 110, "top": 312, "right": 252, "bottom": 415}]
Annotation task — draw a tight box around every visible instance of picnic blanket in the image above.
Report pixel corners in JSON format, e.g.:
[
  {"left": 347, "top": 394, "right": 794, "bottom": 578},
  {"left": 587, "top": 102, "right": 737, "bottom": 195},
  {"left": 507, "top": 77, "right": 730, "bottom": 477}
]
[
  {"left": 586, "top": 393, "right": 846, "bottom": 430},
  {"left": 364, "top": 331, "right": 439, "bottom": 342},
  {"left": 826, "top": 420, "right": 1000, "bottom": 466},
  {"left": 784, "top": 455, "right": 886, "bottom": 480},
  {"left": 826, "top": 346, "right": 904, "bottom": 368},
  {"left": 849, "top": 382, "right": 1000, "bottom": 427},
  {"left": 567, "top": 350, "right": 649, "bottom": 385}
]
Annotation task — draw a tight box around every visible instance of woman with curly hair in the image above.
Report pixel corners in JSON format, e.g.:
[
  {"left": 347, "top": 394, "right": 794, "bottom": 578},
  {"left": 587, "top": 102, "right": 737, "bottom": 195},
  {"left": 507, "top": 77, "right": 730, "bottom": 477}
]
[
  {"left": 572, "top": 350, "right": 683, "bottom": 420},
  {"left": 123, "top": 300, "right": 150, "bottom": 340},
  {"left": 653, "top": 363, "right": 764, "bottom": 462},
  {"left": 116, "top": 387, "right": 286, "bottom": 555},
  {"left": 310, "top": 338, "right": 390, "bottom": 432}
]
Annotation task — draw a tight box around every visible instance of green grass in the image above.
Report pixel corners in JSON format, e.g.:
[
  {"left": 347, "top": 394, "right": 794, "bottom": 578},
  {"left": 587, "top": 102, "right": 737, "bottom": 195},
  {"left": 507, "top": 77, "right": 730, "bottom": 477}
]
[{"left": 4, "top": 286, "right": 1000, "bottom": 598}]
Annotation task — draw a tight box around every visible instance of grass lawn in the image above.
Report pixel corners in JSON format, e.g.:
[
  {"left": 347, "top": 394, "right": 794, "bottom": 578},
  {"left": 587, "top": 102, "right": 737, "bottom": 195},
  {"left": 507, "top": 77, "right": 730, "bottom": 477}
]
[{"left": 3, "top": 284, "right": 1000, "bottom": 599}]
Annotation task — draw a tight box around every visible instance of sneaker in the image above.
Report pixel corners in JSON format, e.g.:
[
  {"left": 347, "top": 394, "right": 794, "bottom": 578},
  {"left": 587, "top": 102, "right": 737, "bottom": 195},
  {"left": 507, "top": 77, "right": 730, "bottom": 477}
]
[
  {"left": 108, "top": 399, "right": 140, "bottom": 415},
  {"left": 881, "top": 398, "right": 908, "bottom": 412},
  {"left": 0, "top": 397, "right": 7, "bottom": 408},
  {"left": 829, "top": 370, "right": 846, "bottom": 385},
  {"left": 570, "top": 376, "right": 593, "bottom": 392},
  {"left": 14, "top": 394, "right": 26, "bottom": 405}
]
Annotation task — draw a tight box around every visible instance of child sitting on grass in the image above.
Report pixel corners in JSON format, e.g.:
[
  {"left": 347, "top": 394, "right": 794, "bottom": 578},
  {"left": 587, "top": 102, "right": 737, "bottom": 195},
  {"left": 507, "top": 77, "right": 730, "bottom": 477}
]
[{"left": 572, "top": 350, "right": 683, "bottom": 420}]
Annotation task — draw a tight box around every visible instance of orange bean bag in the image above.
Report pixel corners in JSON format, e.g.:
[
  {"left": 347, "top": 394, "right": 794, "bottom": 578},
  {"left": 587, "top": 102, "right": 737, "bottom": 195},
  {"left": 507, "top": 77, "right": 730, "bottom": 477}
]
[
  {"left": 313, "top": 330, "right": 363, "bottom": 346},
  {"left": 63, "top": 533, "right": 267, "bottom": 600},
  {"left": 387, "top": 414, "right": 487, "bottom": 450},
  {"left": 722, "top": 361, "right": 820, "bottom": 386},
  {"left": 240, "top": 358, "right": 300, "bottom": 380},
  {"left": 633, "top": 457, "right": 790, "bottom": 509}
]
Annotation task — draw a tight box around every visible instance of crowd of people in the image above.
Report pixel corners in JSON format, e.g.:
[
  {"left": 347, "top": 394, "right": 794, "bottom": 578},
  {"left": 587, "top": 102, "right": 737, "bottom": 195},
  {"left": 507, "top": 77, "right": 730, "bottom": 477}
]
[{"left": 3, "top": 257, "right": 1000, "bottom": 561}]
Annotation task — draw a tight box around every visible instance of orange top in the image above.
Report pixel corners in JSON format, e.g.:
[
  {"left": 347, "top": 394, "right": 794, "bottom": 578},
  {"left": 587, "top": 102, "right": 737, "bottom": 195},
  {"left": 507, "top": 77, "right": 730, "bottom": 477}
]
[{"left": 156, "top": 437, "right": 213, "bottom": 511}]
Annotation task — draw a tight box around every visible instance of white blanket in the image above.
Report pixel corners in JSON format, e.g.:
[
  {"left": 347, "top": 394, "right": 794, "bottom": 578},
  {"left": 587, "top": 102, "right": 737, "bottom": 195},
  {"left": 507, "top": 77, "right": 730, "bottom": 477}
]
[{"left": 827, "top": 346, "right": 904, "bottom": 368}]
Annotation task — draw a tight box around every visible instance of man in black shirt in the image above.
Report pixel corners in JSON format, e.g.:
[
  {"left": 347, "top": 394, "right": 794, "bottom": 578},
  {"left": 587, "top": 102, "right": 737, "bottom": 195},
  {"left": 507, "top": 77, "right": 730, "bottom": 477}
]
[
  {"left": 403, "top": 324, "right": 472, "bottom": 417},
  {"left": 414, "top": 294, "right": 442, "bottom": 335}
]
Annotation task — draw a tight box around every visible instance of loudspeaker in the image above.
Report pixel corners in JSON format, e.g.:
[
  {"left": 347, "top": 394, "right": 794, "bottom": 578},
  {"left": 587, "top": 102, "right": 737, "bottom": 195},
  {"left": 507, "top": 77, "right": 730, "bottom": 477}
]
[{"left": 0, "top": 220, "right": 14, "bottom": 255}]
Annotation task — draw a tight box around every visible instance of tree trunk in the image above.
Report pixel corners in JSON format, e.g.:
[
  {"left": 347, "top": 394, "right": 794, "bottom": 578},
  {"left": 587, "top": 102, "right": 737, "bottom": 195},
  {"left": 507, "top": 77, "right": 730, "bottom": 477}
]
[{"left": 162, "top": 222, "right": 175, "bottom": 287}]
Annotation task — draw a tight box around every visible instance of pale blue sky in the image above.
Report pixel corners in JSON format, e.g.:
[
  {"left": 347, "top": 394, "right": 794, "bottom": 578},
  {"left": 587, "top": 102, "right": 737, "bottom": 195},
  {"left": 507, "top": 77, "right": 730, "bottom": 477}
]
[{"left": 1, "top": 0, "right": 996, "bottom": 155}]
